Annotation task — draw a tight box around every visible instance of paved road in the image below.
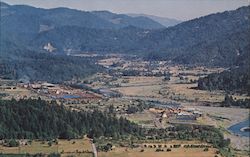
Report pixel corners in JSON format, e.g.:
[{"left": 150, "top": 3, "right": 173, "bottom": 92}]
[{"left": 91, "top": 143, "right": 98, "bottom": 157}]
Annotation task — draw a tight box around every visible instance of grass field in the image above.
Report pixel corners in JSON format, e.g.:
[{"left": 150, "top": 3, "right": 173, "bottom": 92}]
[
  {"left": 0, "top": 84, "right": 50, "bottom": 101},
  {"left": 125, "top": 110, "right": 156, "bottom": 127},
  {"left": 0, "top": 138, "right": 93, "bottom": 156},
  {"left": 98, "top": 147, "right": 220, "bottom": 157},
  {"left": 111, "top": 76, "right": 163, "bottom": 98},
  {"left": 97, "top": 140, "right": 221, "bottom": 157}
]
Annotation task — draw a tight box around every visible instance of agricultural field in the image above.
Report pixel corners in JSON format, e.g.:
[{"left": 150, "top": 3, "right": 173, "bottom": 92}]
[
  {"left": 98, "top": 141, "right": 220, "bottom": 157},
  {"left": 125, "top": 110, "right": 156, "bottom": 127},
  {"left": 0, "top": 138, "right": 93, "bottom": 156},
  {"left": 99, "top": 148, "right": 219, "bottom": 157},
  {"left": 111, "top": 76, "right": 163, "bottom": 98},
  {"left": 0, "top": 80, "right": 42, "bottom": 100}
]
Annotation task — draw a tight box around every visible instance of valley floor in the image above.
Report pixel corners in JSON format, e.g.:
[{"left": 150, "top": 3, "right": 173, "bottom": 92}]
[{"left": 0, "top": 55, "right": 249, "bottom": 157}]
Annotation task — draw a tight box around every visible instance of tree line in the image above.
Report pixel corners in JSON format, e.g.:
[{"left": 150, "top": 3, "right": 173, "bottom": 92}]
[{"left": 0, "top": 98, "right": 140, "bottom": 140}]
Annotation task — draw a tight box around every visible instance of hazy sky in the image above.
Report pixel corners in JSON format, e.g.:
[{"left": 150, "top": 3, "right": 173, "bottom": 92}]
[{"left": 2, "top": 0, "right": 249, "bottom": 20}]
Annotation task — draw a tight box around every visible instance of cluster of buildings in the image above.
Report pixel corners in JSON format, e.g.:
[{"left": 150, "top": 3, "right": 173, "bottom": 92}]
[{"left": 149, "top": 106, "right": 203, "bottom": 124}]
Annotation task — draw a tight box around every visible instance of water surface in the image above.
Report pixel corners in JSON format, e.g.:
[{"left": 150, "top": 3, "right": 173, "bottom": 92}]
[{"left": 228, "top": 118, "right": 250, "bottom": 137}]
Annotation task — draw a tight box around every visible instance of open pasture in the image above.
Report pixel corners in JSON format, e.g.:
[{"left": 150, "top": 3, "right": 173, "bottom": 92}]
[
  {"left": 0, "top": 138, "right": 93, "bottom": 156},
  {"left": 99, "top": 142, "right": 220, "bottom": 157}
]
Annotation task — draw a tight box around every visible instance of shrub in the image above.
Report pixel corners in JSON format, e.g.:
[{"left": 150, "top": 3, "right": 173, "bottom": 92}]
[
  {"left": 48, "top": 141, "right": 52, "bottom": 147},
  {"left": 155, "top": 148, "right": 164, "bottom": 152},
  {"left": 6, "top": 139, "right": 19, "bottom": 147},
  {"left": 167, "top": 148, "right": 172, "bottom": 152}
]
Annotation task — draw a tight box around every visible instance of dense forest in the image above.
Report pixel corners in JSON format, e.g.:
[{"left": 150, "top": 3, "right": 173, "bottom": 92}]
[
  {"left": 0, "top": 98, "right": 140, "bottom": 139},
  {"left": 197, "top": 65, "right": 250, "bottom": 95},
  {"left": 0, "top": 98, "right": 230, "bottom": 149}
]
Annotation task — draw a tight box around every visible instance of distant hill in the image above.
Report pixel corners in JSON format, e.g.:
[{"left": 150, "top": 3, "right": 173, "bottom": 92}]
[
  {"left": 128, "top": 13, "right": 182, "bottom": 27},
  {"left": 92, "top": 11, "right": 165, "bottom": 29},
  {"left": 0, "top": 2, "right": 164, "bottom": 31},
  {"left": 0, "top": 1, "right": 9, "bottom": 8}
]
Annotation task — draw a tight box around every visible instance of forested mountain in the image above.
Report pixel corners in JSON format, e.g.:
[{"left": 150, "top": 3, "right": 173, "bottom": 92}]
[
  {"left": 0, "top": 2, "right": 163, "bottom": 53},
  {"left": 1, "top": 2, "right": 249, "bottom": 67},
  {"left": 172, "top": 29, "right": 250, "bottom": 66},
  {"left": 140, "top": 6, "right": 250, "bottom": 66},
  {"left": 30, "top": 26, "right": 147, "bottom": 53},
  {"left": 0, "top": 2, "right": 164, "bottom": 32}
]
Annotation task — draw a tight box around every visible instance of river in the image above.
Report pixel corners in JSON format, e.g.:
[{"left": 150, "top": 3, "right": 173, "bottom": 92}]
[{"left": 228, "top": 118, "right": 250, "bottom": 137}]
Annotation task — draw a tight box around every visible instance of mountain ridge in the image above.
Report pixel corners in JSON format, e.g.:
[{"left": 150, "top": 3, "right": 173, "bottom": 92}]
[
  {"left": 127, "top": 13, "right": 182, "bottom": 27},
  {"left": 1, "top": 2, "right": 249, "bottom": 67},
  {"left": 1, "top": 2, "right": 164, "bottom": 30}
]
